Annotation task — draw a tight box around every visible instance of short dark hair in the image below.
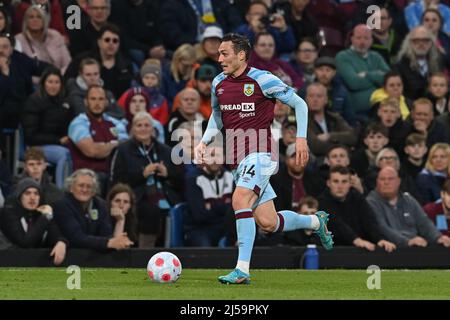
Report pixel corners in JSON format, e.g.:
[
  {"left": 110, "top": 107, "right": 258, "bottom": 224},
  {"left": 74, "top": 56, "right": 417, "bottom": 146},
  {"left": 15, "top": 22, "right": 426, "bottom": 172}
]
[
  {"left": 363, "top": 122, "right": 389, "bottom": 139},
  {"left": 329, "top": 165, "right": 351, "bottom": 177},
  {"left": 24, "top": 147, "right": 46, "bottom": 163},
  {"left": 98, "top": 23, "right": 120, "bottom": 40},
  {"left": 39, "top": 66, "right": 65, "bottom": 99},
  {"left": 383, "top": 70, "right": 402, "bottom": 87},
  {"left": 442, "top": 179, "right": 450, "bottom": 194},
  {"left": 405, "top": 133, "right": 426, "bottom": 146},
  {"left": 79, "top": 58, "right": 100, "bottom": 74},
  {"left": 0, "top": 31, "right": 14, "bottom": 47},
  {"left": 221, "top": 33, "right": 252, "bottom": 61},
  {"left": 299, "top": 196, "right": 319, "bottom": 210},
  {"left": 326, "top": 144, "right": 350, "bottom": 158}
]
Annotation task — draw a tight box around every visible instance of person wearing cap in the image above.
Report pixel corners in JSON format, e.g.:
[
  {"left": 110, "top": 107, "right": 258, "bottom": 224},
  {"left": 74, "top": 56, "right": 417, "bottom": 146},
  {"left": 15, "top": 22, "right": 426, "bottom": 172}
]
[
  {"left": 301, "top": 56, "right": 354, "bottom": 126},
  {"left": 118, "top": 60, "right": 170, "bottom": 126},
  {"left": 196, "top": 25, "right": 223, "bottom": 75},
  {"left": 336, "top": 24, "right": 390, "bottom": 123},
  {"left": 172, "top": 64, "right": 218, "bottom": 119},
  {"left": 0, "top": 178, "right": 68, "bottom": 264}
]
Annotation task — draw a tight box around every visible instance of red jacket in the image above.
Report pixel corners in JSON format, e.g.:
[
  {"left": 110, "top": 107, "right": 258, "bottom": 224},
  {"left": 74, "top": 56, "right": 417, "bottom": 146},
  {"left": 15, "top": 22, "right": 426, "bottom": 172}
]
[{"left": 423, "top": 202, "right": 450, "bottom": 236}]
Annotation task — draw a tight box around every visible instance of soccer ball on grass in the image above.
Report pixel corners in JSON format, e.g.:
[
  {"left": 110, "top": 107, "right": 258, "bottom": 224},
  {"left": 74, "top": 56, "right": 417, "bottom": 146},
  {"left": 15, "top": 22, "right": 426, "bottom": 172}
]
[{"left": 147, "top": 251, "right": 182, "bottom": 283}]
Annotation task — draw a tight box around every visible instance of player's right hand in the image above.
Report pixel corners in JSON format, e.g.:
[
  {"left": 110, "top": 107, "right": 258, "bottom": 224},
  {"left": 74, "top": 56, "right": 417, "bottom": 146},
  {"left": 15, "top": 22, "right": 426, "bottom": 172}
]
[{"left": 194, "top": 142, "right": 207, "bottom": 164}]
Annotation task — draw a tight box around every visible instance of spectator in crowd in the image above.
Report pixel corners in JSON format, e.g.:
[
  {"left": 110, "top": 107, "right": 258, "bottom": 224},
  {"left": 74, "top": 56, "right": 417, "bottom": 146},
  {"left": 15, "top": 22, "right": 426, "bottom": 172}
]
[
  {"left": 14, "top": 147, "right": 63, "bottom": 206},
  {"left": 281, "top": 196, "right": 322, "bottom": 246},
  {"left": 304, "top": 56, "right": 354, "bottom": 125},
  {"left": 68, "top": 0, "right": 111, "bottom": 57},
  {"left": 184, "top": 146, "right": 234, "bottom": 246},
  {"left": 271, "top": 100, "right": 290, "bottom": 143},
  {"left": 234, "top": 0, "right": 295, "bottom": 55},
  {"left": 172, "top": 63, "right": 218, "bottom": 119},
  {"left": 306, "top": 82, "right": 357, "bottom": 157},
  {"left": 167, "top": 88, "right": 204, "bottom": 145},
  {"left": 272, "top": 0, "right": 318, "bottom": 46},
  {"left": 289, "top": 37, "right": 318, "bottom": 86},
  {"left": 405, "top": 98, "right": 448, "bottom": 149},
  {"left": 365, "top": 147, "right": 423, "bottom": 202},
  {"left": 374, "top": 98, "right": 409, "bottom": 156},
  {"left": 159, "top": 0, "right": 241, "bottom": 51},
  {"left": 195, "top": 25, "right": 223, "bottom": 75},
  {"left": 278, "top": 116, "right": 296, "bottom": 162},
  {"left": 404, "top": 0, "right": 450, "bottom": 35},
  {"left": 416, "top": 143, "right": 450, "bottom": 204},
  {"left": 0, "top": 6, "right": 11, "bottom": 34},
  {"left": 351, "top": 122, "right": 390, "bottom": 180},
  {"left": 366, "top": 166, "right": 450, "bottom": 247},
  {"left": 421, "top": 8, "right": 450, "bottom": 68},
  {"left": 65, "top": 23, "right": 133, "bottom": 99},
  {"left": 436, "top": 97, "right": 450, "bottom": 139},
  {"left": 106, "top": 183, "right": 138, "bottom": 246},
  {"left": 109, "top": 0, "right": 165, "bottom": 65},
  {"left": 67, "top": 85, "right": 128, "bottom": 195},
  {"left": 66, "top": 57, "right": 123, "bottom": 118},
  {"left": 426, "top": 72, "right": 449, "bottom": 117},
  {"left": 119, "top": 87, "right": 165, "bottom": 143},
  {"left": 319, "top": 166, "right": 396, "bottom": 252},
  {"left": 0, "top": 33, "right": 48, "bottom": 129},
  {"left": 248, "top": 32, "right": 302, "bottom": 91},
  {"left": 395, "top": 26, "right": 443, "bottom": 100},
  {"left": 111, "top": 112, "right": 183, "bottom": 248},
  {"left": 370, "top": 7, "right": 402, "bottom": 66},
  {"left": 0, "top": 178, "right": 67, "bottom": 264},
  {"left": 271, "top": 143, "right": 315, "bottom": 212},
  {"left": 21, "top": 67, "right": 73, "bottom": 188},
  {"left": 14, "top": 5, "right": 71, "bottom": 76},
  {"left": 370, "top": 71, "right": 411, "bottom": 121},
  {"left": 402, "top": 133, "right": 428, "bottom": 180},
  {"left": 54, "top": 169, "right": 134, "bottom": 250},
  {"left": 336, "top": 24, "right": 390, "bottom": 123},
  {"left": 161, "top": 43, "right": 198, "bottom": 107},
  {"left": 423, "top": 179, "right": 450, "bottom": 237},
  {"left": 12, "top": 0, "right": 68, "bottom": 39}
]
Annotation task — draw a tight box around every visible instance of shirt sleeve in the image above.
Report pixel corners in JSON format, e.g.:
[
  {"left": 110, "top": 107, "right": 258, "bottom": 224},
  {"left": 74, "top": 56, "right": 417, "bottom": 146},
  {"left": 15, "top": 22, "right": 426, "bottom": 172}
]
[{"left": 68, "top": 115, "right": 91, "bottom": 143}]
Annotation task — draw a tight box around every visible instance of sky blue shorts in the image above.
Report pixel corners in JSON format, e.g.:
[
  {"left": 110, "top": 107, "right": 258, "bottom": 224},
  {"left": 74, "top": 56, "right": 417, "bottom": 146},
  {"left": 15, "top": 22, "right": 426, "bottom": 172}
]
[{"left": 232, "top": 152, "right": 278, "bottom": 209}]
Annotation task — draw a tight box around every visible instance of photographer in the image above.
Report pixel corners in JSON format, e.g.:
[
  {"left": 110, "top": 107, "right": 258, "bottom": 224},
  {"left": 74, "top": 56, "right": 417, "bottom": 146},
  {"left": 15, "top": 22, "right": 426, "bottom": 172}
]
[{"left": 234, "top": 0, "right": 295, "bottom": 55}]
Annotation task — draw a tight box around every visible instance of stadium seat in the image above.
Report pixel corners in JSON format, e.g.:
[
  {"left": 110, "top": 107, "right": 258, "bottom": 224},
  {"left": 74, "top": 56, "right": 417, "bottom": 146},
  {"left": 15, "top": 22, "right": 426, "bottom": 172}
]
[
  {"left": 168, "top": 202, "right": 187, "bottom": 247},
  {"left": 1, "top": 127, "right": 24, "bottom": 176}
]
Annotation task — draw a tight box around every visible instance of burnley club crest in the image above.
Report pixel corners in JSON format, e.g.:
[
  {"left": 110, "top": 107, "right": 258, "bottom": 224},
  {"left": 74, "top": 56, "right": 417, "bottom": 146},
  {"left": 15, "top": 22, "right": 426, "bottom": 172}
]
[{"left": 244, "top": 84, "right": 254, "bottom": 97}]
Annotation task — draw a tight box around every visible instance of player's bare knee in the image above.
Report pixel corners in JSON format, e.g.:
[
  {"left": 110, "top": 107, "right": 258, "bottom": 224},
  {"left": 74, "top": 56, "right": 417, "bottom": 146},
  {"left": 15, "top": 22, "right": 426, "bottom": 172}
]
[{"left": 256, "top": 217, "right": 277, "bottom": 233}]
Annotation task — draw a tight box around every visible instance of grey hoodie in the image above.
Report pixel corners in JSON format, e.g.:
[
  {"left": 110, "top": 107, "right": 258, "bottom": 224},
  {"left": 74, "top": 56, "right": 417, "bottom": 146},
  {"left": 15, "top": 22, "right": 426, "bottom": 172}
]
[{"left": 366, "top": 190, "right": 442, "bottom": 247}]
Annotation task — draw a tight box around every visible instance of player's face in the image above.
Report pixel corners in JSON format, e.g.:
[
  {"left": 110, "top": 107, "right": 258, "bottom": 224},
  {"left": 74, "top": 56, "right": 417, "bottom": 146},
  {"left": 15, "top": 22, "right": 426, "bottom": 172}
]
[
  {"left": 327, "top": 148, "right": 349, "bottom": 167},
  {"left": 218, "top": 41, "right": 244, "bottom": 76},
  {"left": 111, "top": 192, "right": 131, "bottom": 215},
  {"left": 384, "top": 76, "right": 403, "bottom": 98},
  {"left": 428, "top": 76, "right": 448, "bottom": 98},
  {"left": 21, "top": 188, "right": 40, "bottom": 211},
  {"left": 71, "top": 175, "right": 96, "bottom": 203},
  {"left": 327, "top": 172, "right": 351, "bottom": 200},
  {"left": 430, "top": 148, "right": 449, "bottom": 172},
  {"left": 377, "top": 105, "right": 400, "bottom": 128},
  {"left": 25, "top": 159, "right": 47, "bottom": 182}
]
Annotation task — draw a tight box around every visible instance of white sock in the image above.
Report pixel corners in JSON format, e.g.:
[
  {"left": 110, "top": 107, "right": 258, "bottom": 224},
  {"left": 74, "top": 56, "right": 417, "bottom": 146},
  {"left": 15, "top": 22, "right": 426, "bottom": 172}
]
[
  {"left": 236, "top": 260, "right": 250, "bottom": 274},
  {"left": 311, "top": 215, "right": 320, "bottom": 230}
]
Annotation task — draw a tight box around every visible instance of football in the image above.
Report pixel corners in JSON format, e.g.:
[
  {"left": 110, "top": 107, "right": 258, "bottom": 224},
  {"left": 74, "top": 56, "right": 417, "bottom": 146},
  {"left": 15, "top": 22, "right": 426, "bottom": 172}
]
[{"left": 147, "top": 252, "right": 182, "bottom": 283}]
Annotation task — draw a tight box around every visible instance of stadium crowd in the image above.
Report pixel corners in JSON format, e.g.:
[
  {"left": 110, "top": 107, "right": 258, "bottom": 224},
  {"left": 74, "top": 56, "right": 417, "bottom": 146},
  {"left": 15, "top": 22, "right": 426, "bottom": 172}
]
[{"left": 1, "top": 0, "right": 450, "bottom": 265}]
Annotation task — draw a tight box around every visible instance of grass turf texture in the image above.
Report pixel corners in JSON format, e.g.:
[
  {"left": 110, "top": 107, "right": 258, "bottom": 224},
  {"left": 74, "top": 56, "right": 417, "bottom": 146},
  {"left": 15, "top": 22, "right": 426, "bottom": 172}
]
[{"left": 1, "top": 268, "right": 450, "bottom": 300}]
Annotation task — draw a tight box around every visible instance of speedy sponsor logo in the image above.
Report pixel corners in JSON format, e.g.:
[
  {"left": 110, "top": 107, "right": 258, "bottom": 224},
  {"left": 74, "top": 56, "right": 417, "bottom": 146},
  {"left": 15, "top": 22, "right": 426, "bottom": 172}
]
[{"left": 220, "top": 102, "right": 255, "bottom": 112}]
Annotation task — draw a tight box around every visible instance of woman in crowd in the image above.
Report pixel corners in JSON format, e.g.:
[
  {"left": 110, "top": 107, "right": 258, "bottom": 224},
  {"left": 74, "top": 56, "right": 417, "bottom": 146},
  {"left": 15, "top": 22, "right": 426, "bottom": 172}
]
[{"left": 21, "top": 66, "right": 73, "bottom": 188}]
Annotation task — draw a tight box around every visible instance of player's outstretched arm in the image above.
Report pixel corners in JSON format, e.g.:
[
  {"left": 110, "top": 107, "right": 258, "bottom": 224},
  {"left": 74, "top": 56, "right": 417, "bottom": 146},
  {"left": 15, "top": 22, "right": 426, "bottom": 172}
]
[{"left": 286, "top": 93, "right": 309, "bottom": 167}]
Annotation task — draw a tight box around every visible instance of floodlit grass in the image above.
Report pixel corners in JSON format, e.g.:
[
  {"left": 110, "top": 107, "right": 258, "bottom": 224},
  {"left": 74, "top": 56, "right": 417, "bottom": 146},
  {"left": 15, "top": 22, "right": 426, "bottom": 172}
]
[{"left": 0, "top": 268, "right": 449, "bottom": 300}]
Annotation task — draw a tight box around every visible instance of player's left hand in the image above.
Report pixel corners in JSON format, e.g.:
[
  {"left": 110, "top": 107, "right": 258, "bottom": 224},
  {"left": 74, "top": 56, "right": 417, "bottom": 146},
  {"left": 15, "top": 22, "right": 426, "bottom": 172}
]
[{"left": 295, "top": 137, "right": 309, "bottom": 167}]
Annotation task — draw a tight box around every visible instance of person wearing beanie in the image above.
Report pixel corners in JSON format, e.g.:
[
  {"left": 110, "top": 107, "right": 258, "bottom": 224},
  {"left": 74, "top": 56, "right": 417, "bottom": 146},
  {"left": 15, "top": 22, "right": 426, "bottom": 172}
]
[
  {"left": 0, "top": 178, "right": 67, "bottom": 265},
  {"left": 118, "top": 61, "right": 170, "bottom": 125}
]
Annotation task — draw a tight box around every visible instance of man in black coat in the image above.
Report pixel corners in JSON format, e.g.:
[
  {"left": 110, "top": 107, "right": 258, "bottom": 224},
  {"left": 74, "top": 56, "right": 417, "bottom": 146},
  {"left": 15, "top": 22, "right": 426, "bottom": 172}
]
[
  {"left": 0, "top": 178, "right": 67, "bottom": 265},
  {"left": 318, "top": 166, "right": 396, "bottom": 252}
]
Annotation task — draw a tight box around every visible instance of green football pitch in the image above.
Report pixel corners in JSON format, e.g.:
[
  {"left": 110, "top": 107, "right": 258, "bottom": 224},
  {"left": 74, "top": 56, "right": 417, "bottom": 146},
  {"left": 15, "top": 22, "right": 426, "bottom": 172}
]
[{"left": 0, "top": 268, "right": 450, "bottom": 300}]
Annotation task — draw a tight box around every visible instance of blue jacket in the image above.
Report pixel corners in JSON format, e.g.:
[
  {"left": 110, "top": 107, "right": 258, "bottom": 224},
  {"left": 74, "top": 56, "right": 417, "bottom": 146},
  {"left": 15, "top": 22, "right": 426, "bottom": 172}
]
[
  {"left": 415, "top": 169, "right": 448, "bottom": 204},
  {"left": 53, "top": 193, "right": 113, "bottom": 251}
]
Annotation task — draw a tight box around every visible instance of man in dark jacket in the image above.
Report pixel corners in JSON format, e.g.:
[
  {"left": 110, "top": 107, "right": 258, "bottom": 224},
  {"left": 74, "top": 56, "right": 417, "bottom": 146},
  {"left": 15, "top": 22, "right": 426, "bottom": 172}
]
[
  {"left": 184, "top": 146, "right": 234, "bottom": 246},
  {"left": 53, "top": 169, "right": 133, "bottom": 251},
  {"left": 0, "top": 178, "right": 67, "bottom": 264},
  {"left": 159, "top": 0, "right": 242, "bottom": 50},
  {"left": 0, "top": 34, "right": 48, "bottom": 129},
  {"left": 319, "top": 166, "right": 397, "bottom": 252}
]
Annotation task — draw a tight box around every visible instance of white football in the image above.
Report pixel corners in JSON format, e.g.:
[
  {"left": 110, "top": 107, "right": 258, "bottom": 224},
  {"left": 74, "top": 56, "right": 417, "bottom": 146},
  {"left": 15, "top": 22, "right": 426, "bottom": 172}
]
[{"left": 147, "top": 251, "right": 182, "bottom": 283}]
